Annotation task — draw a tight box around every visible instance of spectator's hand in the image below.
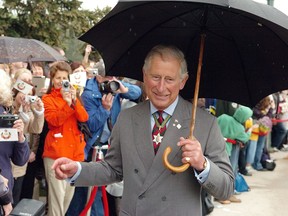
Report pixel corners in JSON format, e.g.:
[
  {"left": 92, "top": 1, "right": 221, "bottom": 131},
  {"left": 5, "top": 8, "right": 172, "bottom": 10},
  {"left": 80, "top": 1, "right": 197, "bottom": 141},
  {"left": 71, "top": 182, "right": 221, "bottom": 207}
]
[
  {"left": 61, "top": 87, "right": 73, "bottom": 106},
  {"left": 29, "top": 152, "right": 36, "bottom": 163},
  {"left": 69, "top": 85, "right": 77, "bottom": 104},
  {"left": 0, "top": 175, "right": 9, "bottom": 187},
  {"left": 0, "top": 175, "right": 12, "bottom": 215},
  {"left": 85, "top": 45, "right": 92, "bottom": 54},
  {"left": 2, "top": 203, "right": 13, "bottom": 216},
  {"left": 102, "top": 93, "right": 114, "bottom": 111},
  {"left": 13, "top": 119, "right": 25, "bottom": 142},
  {"left": 177, "top": 136, "right": 206, "bottom": 172},
  {"left": 20, "top": 95, "right": 31, "bottom": 113},
  {"left": 51, "top": 157, "right": 78, "bottom": 180},
  {"left": 252, "top": 123, "right": 259, "bottom": 129},
  {"left": 31, "top": 97, "right": 44, "bottom": 112},
  {"left": 40, "top": 87, "right": 48, "bottom": 94},
  {"left": 112, "top": 77, "right": 128, "bottom": 94}
]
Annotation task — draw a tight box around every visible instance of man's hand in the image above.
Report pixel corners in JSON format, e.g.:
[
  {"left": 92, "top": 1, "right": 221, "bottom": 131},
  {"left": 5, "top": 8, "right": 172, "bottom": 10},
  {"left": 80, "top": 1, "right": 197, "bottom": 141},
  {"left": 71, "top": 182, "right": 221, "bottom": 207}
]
[
  {"left": 177, "top": 137, "right": 206, "bottom": 172},
  {"left": 51, "top": 157, "right": 78, "bottom": 180}
]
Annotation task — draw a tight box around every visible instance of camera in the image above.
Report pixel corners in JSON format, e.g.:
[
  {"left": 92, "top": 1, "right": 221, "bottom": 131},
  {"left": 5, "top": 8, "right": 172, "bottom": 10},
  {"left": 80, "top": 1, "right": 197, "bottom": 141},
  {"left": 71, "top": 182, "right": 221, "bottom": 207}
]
[
  {"left": 99, "top": 81, "right": 120, "bottom": 95},
  {"left": 87, "top": 68, "right": 98, "bottom": 76},
  {"left": 0, "top": 114, "right": 19, "bottom": 128},
  {"left": 62, "top": 80, "right": 70, "bottom": 92},
  {"left": 25, "top": 95, "right": 37, "bottom": 103}
]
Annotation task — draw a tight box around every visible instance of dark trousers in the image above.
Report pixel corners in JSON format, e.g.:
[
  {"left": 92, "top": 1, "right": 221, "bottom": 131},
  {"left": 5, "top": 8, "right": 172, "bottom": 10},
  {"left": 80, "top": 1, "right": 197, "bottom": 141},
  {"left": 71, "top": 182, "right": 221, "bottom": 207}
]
[
  {"left": 271, "top": 122, "right": 287, "bottom": 149},
  {"left": 12, "top": 176, "right": 24, "bottom": 206},
  {"left": 238, "top": 145, "right": 248, "bottom": 175},
  {"left": 107, "top": 193, "right": 122, "bottom": 216},
  {"left": 20, "top": 161, "right": 37, "bottom": 199}
]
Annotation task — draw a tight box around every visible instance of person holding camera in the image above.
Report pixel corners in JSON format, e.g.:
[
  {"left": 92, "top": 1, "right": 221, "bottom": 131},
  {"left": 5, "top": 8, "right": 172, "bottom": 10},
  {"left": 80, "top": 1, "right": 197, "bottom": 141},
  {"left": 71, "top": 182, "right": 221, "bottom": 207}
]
[
  {"left": 41, "top": 61, "right": 89, "bottom": 216},
  {"left": 66, "top": 62, "right": 141, "bottom": 216},
  {"left": 10, "top": 69, "right": 45, "bottom": 206},
  {"left": 0, "top": 69, "right": 30, "bottom": 207}
]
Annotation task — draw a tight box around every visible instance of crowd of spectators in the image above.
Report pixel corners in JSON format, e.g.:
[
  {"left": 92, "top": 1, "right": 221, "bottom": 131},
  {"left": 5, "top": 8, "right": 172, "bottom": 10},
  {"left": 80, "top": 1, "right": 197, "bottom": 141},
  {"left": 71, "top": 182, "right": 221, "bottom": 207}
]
[
  {"left": 1, "top": 44, "right": 287, "bottom": 216},
  {"left": 0, "top": 45, "right": 143, "bottom": 216},
  {"left": 200, "top": 94, "right": 288, "bottom": 209}
]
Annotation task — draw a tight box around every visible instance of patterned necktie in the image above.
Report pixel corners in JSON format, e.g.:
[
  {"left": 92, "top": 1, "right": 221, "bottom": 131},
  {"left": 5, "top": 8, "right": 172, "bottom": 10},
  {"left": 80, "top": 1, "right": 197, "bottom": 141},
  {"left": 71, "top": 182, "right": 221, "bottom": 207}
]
[{"left": 152, "top": 111, "right": 171, "bottom": 154}]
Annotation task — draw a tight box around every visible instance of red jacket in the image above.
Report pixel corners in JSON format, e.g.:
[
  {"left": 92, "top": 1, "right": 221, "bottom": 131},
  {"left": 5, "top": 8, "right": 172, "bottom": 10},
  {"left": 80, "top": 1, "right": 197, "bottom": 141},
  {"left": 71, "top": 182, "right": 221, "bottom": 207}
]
[{"left": 42, "top": 88, "right": 89, "bottom": 161}]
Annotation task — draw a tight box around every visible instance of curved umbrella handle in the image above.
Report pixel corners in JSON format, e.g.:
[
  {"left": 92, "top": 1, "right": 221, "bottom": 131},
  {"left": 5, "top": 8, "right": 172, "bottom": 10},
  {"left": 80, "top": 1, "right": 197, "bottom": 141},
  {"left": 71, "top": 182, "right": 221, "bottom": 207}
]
[
  {"left": 162, "top": 146, "right": 190, "bottom": 173},
  {"left": 162, "top": 34, "right": 206, "bottom": 173}
]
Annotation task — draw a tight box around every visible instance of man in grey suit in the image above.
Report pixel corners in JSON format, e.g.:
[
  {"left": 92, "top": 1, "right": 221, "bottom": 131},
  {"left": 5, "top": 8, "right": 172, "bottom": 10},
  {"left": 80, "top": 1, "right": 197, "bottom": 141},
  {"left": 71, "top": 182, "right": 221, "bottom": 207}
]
[{"left": 52, "top": 45, "right": 234, "bottom": 216}]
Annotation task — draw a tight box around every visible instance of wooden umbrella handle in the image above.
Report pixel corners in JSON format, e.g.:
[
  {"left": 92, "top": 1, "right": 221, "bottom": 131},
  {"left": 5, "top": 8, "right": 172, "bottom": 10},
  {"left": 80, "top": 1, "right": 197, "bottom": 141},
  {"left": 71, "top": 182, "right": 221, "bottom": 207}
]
[
  {"left": 163, "top": 146, "right": 190, "bottom": 173},
  {"left": 162, "top": 34, "right": 206, "bottom": 173}
]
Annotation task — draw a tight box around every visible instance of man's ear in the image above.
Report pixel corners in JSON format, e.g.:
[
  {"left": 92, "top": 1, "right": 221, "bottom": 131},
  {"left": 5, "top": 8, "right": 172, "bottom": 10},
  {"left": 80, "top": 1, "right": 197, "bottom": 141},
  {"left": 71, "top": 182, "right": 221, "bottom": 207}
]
[
  {"left": 180, "top": 74, "right": 189, "bottom": 90},
  {"left": 143, "top": 70, "right": 146, "bottom": 82}
]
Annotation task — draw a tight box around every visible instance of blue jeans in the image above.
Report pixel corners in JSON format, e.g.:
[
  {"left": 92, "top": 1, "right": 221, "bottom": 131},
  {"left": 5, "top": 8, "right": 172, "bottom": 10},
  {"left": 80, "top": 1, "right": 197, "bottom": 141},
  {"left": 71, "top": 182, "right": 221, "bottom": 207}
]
[
  {"left": 252, "top": 135, "right": 266, "bottom": 170},
  {"left": 245, "top": 140, "right": 257, "bottom": 164},
  {"left": 66, "top": 187, "right": 104, "bottom": 216},
  {"left": 230, "top": 144, "right": 240, "bottom": 178}
]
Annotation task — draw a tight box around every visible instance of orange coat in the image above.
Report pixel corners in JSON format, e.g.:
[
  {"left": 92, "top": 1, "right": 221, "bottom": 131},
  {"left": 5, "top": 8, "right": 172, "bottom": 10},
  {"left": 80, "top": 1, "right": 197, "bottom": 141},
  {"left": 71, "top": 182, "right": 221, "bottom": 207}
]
[{"left": 42, "top": 88, "right": 89, "bottom": 161}]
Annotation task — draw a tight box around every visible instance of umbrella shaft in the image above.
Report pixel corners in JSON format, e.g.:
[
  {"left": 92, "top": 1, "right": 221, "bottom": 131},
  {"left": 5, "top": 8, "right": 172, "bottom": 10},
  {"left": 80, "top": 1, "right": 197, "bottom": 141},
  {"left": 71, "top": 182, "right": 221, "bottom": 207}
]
[{"left": 189, "top": 34, "right": 206, "bottom": 139}]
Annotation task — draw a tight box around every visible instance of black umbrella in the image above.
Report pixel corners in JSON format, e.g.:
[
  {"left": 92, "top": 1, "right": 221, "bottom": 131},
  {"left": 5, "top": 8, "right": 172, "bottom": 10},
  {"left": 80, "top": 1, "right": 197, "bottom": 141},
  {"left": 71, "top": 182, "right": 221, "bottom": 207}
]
[
  {"left": 79, "top": 0, "right": 288, "bottom": 172},
  {"left": 80, "top": 0, "right": 288, "bottom": 107},
  {"left": 0, "top": 36, "right": 67, "bottom": 63}
]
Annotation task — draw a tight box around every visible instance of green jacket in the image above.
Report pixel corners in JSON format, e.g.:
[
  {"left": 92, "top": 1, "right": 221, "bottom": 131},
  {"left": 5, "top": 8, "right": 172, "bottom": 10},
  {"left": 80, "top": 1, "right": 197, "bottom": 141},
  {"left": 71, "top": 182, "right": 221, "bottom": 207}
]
[{"left": 217, "top": 106, "right": 253, "bottom": 156}]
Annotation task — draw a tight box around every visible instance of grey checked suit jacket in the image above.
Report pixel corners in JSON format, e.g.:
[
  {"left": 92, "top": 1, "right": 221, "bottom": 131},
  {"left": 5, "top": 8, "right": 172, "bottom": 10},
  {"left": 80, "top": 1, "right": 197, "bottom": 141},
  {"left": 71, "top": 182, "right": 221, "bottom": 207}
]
[{"left": 75, "top": 97, "right": 234, "bottom": 216}]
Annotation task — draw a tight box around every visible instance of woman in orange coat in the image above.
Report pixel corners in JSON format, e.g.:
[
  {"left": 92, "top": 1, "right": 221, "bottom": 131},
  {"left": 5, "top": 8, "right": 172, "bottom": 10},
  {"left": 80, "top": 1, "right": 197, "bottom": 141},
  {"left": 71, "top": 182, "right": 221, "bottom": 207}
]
[{"left": 42, "top": 61, "right": 89, "bottom": 216}]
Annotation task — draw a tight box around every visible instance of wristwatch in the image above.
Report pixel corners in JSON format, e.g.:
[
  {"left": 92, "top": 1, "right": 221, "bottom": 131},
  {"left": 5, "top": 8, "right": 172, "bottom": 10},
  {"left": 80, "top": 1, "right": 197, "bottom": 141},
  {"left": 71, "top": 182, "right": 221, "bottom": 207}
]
[{"left": 203, "top": 158, "right": 207, "bottom": 170}]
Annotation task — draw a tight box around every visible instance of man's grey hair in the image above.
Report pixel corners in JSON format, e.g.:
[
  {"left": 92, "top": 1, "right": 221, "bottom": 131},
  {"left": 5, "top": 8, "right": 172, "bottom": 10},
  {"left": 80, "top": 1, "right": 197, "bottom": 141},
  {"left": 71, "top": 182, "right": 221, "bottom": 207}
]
[{"left": 143, "top": 45, "right": 188, "bottom": 79}]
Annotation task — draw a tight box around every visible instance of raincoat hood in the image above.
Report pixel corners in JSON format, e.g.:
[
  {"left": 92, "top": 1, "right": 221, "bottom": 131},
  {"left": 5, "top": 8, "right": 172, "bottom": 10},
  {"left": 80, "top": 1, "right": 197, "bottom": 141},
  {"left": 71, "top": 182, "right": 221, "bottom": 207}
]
[{"left": 233, "top": 106, "right": 253, "bottom": 124}]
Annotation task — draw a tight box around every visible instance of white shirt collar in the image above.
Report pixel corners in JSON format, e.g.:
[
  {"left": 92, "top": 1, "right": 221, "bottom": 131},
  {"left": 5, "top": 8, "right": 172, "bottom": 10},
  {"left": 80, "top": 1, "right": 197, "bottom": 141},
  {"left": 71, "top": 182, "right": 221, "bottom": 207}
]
[{"left": 150, "top": 96, "right": 179, "bottom": 116}]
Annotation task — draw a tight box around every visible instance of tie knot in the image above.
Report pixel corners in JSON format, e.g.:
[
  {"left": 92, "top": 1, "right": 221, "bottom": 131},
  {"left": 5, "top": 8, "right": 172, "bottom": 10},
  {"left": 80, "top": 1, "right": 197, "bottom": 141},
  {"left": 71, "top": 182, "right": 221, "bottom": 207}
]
[
  {"left": 157, "top": 110, "right": 164, "bottom": 123},
  {"left": 157, "top": 110, "right": 164, "bottom": 116}
]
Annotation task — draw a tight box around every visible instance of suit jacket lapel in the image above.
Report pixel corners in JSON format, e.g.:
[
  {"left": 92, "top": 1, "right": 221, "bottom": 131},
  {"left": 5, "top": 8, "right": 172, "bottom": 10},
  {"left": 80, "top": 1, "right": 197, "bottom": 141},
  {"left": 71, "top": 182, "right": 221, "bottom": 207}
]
[
  {"left": 140, "top": 97, "right": 192, "bottom": 192},
  {"left": 134, "top": 101, "right": 155, "bottom": 172}
]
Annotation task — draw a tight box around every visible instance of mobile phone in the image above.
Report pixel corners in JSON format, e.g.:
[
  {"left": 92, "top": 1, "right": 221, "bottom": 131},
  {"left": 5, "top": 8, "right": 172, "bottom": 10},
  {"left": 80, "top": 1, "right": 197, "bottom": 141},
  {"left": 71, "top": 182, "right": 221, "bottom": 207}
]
[{"left": 0, "top": 114, "right": 19, "bottom": 128}]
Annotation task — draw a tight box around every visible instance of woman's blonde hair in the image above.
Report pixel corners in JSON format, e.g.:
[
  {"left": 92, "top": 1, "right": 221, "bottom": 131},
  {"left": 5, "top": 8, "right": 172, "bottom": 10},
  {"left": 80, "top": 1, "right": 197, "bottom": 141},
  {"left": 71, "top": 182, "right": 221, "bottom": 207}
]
[
  {"left": 13, "top": 68, "right": 32, "bottom": 84},
  {"left": 0, "top": 69, "right": 13, "bottom": 107}
]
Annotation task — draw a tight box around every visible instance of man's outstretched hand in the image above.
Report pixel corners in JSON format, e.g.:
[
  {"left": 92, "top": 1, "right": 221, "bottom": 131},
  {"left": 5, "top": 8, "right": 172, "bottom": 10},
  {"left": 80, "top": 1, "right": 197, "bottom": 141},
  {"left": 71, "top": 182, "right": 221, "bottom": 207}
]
[{"left": 51, "top": 157, "right": 78, "bottom": 180}]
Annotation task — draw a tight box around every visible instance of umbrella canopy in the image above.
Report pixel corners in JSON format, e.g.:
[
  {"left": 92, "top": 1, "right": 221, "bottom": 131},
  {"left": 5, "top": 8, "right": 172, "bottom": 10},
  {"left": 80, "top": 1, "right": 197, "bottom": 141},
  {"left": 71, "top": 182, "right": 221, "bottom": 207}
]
[
  {"left": 0, "top": 36, "right": 67, "bottom": 63},
  {"left": 79, "top": 0, "right": 288, "bottom": 108}
]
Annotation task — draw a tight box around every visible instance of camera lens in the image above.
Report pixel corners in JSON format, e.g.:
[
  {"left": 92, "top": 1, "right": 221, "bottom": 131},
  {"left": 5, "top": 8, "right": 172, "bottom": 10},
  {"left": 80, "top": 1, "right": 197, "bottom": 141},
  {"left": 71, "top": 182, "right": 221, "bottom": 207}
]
[
  {"left": 99, "top": 81, "right": 120, "bottom": 95},
  {"left": 63, "top": 82, "right": 69, "bottom": 87},
  {"left": 109, "top": 81, "right": 120, "bottom": 91}
]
